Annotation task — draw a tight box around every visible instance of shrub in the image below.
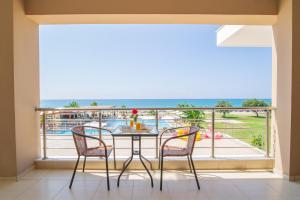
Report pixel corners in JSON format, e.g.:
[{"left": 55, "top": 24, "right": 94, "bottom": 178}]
[
  {"left": 64, "top": 100, "right": 79, "bottom": 108},
  {"left": 251, "top": 133, "right": 264, "bottom": 149}
]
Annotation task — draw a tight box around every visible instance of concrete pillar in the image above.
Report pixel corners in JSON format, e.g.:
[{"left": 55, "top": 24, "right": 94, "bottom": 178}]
[
  {"left": 0, "top": 0, "right": 18, "bottom": 177},
  {"left": 273, "top": 0, "right": 300, "bottom": 179},
  {"left": 289, "top": 0, "right": 300, "bottom": 178},
  {"left": 0, "top": 0, "right": 40, "bottom": 178}
]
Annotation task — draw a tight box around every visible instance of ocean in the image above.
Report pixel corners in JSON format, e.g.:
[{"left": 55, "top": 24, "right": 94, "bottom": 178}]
[{"left": 40, "top": 99, "right": 271, "bottom": 108}]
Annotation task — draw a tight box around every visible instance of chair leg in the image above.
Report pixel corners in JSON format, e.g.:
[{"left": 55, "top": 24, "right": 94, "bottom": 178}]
[
  {"left": 189, "top": 155, "right": 200, "bottom": 190},
  {"left": 82, "top": 156, "right": 86, "bottom": 172},
  {"left": 69, "top": 155, "right": 80, "bottom": 189},
  {"left": 105, "top": 156, "right": 110, "bottom": 191},
  {"left": 160, "top": 155, "right": 164, "bottom": 191},
  {"left": 113, "top": 137, "right": 116, "bottom": 170},
  {"left": 158, "top": 153, "right": 161, "bottom": 169},
  {"left": 187, "top": 155, "right": 192, "bottom": 173}
]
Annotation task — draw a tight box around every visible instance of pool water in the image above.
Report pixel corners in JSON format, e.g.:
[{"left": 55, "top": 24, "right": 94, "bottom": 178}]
[
  {"left": 106, "top": 119, "right": 170, "bottom": 128},
  {"left": 47, "top": 119, "right": 172, "bottom": 135}
]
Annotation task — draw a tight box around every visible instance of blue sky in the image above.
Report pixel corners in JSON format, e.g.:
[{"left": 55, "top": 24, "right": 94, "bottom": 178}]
[{"left": 39, "top": 24, "right": 272, "bottom": 99}]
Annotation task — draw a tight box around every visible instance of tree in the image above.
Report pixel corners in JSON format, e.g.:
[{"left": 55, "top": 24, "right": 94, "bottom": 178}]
[
  {"left": 215, "top": 100, "right": 233, "bottom": 117},
  {"left": 177, "top": 104, "right": 205, "bottom": 126},
  {"left": 242, "top": 99, "right": 269, "bottom": 117},
  {"left": 90, "top": 101, "right": 98, "bottom": 106},
  {"left": 65, "top": 100, "right": 79, "bottom": 108}
]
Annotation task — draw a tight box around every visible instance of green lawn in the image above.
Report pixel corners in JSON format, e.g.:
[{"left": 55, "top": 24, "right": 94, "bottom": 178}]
[{"left": 196, "top": 112, "right": 268, "bottom": 149}]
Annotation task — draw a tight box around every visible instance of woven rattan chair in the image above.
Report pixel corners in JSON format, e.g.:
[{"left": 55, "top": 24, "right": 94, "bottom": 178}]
[
  {"left": 69, "top": 126, "right": 113, "bottom": 190},
  {"left": 159, "top": 126, "right": 200, "bottom": 191}
]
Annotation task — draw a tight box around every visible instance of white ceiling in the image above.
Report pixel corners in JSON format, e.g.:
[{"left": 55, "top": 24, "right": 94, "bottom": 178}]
[{"left": 217, "top": 25, "right": 273, "bottom": 47}]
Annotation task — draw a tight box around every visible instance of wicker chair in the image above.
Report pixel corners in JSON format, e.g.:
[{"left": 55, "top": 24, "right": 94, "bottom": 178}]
[
  {"left": 159, "top": 126, "right": 200, "bottom": 191},
  {"left": 69, "top": 126, "right": 113, "bottom": 190}
]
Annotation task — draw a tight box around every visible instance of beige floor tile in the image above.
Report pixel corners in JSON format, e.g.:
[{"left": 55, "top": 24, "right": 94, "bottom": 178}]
[
  {"left": 267, "top": 179, "right": 300, "bottom": 196},
  {"left": 169, "top": 189, "right": 209, "bottom": 200},
  {"left": 55, "top": 180, "right": 101, "bottom": 200},
  {"left": 15, "top": 179, "right": 67, "bottom": 200},
  {"left": 21, "top": 169, "right": 54, "bottom": 179},
  {"left": 92, "top": 179, "right": 133, "bottom": 200},
  {"left": 132, "top": 180, "right": 172, "bottom": 200},
  {"left": 205, "top": 181, "right": 247, "bottom": 200},
  {"left": 1, "top": 169, "right": 300, "bottom": 200},
  {"left": 0, "top": 180, "right": 39, "bottom": 200}
]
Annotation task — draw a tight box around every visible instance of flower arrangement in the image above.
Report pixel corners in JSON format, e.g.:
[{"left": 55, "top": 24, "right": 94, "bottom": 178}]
[{"left": 131, "top": 108, "right": 138, "bottom": 122}]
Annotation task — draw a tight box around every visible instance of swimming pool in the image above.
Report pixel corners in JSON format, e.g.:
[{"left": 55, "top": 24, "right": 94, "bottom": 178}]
[
  {"left": 105, "top": 119, "right": 171, "bottom": 128},
  {"left": 46, "top": 119, "right": 172, "bottom": 135}
]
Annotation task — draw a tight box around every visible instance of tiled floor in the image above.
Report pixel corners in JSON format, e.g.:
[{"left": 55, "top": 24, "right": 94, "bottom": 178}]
[{"left": 0, "top": 169, "right": 299, "bottom": 200}]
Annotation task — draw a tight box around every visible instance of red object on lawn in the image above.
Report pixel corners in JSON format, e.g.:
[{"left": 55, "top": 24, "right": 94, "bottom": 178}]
[{"left": 204, "top": 130, "right": 223, "bottom": 139}]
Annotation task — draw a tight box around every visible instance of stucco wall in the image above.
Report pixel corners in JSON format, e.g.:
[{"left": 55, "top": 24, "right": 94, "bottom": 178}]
[
  {"left": 272, "top": 0, "right": 300, "bottom": 178},
  {"left": 290, "top": 0, "right": 300, "bottom": 177},
  {"left": 0, "top": 0, "right": 18, "bottom": 177},
  {"left": 272, "top": 0, "right": 292, "bottom": 176},
  {"left": 0, "top": 0, "right": 39, "bottom": 177},
  {"left": 13, "top": 0, "right": 40, "bottom": 175}
]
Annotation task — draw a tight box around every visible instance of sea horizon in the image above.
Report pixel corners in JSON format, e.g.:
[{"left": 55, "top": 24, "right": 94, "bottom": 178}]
[{"left": 40, "top": 98, "right": 272, "bottom": 108}]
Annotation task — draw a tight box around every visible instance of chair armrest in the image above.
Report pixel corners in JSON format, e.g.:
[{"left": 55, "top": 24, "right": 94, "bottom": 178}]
[
  {"left": 74, "top": 132, "right": 108, "bottom": 150},
  {"left": 82, "top": 125, "right": 114, "bottom": 142}
]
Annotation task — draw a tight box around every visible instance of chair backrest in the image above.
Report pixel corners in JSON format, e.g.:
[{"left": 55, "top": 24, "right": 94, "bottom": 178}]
[
  {"left": 71, "top": 126, "right": 87, "bottom": 156},
  {"left": 186, "top": 126, "right": 200, "bottom": 155}
]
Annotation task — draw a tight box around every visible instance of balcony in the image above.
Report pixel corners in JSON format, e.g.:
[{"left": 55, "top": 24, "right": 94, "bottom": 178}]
[
  {"left": 35, "top": 106, "right": 274, "bottom": 170},
  {"left": 2, "top": 0, "right": 300, "bottom": 198}
]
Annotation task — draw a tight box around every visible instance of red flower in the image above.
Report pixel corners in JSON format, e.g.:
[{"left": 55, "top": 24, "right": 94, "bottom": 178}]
[{"left": 132, "top": 109, "right": 138, "bottom": 115}]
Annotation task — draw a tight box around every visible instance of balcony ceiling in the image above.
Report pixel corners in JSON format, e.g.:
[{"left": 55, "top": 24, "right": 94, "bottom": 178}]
[{"left": 24, "top": 0, "right": 278, "bottom": 24}]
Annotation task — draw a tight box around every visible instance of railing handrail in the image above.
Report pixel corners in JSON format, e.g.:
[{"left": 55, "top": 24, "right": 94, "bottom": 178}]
[{"left": 35, "top": 106, "right": 275, "bottom": 112}]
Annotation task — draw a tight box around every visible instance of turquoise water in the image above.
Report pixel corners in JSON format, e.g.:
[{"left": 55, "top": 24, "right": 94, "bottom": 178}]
[
  {"left": 106, "top": 119, "right": 170, "bottom": 128},
  {"left": 47, "top": 119, "right": 171, "bottom": 135},
  {"left": 41, "top": 99, "right": 271, "bottom": 108}
]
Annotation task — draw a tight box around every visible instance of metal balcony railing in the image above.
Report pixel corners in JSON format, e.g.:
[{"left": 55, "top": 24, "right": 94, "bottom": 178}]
[{"left": 35, "top": 107, "right": 274, "bottom": 160}]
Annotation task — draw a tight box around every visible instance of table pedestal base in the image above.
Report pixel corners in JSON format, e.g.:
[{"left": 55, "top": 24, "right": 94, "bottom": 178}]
[{"left": 117, "top": 136, "right": 153, "bottom": 187}]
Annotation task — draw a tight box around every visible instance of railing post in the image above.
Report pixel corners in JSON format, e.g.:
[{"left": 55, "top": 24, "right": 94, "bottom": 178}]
[
  {"left": 42, "top": 112, "right": 47, "bottom": 160},
  {"left": 155, "top": 109, "right": 159, "bottom": 159},
  {"left": 211, "top": 109, "right": 215, "bottom": 158},
  {"left": 155, "top": 110, "right": 159, "bottom": 130},
  {"left": 266, "top": 109, "right": 270, "bottom": 157},
  {"left": 98, "top": 110, "right": 102, "bottom": 145}
]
